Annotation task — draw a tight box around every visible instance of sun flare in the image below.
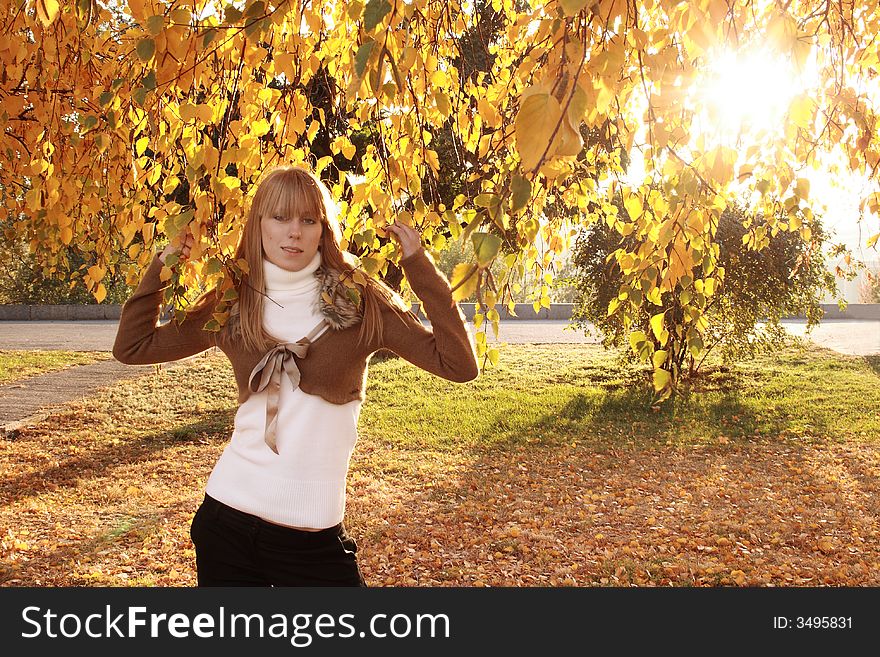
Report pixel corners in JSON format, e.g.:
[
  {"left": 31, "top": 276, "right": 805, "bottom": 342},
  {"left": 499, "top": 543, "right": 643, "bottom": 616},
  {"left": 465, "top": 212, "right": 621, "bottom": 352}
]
[{"left": 702, "top": 50, "right": 800, "bottom": 136}]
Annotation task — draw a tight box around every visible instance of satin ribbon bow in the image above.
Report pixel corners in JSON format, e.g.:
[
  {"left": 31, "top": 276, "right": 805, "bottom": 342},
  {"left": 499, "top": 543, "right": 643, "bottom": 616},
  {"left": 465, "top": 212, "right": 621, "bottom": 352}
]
[{"left": 248, "top": 320, "right": 329, "bottom": 453}]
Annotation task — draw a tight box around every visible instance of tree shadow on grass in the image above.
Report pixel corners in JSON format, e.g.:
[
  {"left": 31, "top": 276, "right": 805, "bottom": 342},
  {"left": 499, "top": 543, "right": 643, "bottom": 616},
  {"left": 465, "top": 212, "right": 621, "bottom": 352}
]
[
  {"left": 863, "top": 355, "right": 880, "bottom": 378},
  {"left": 478, "top": 363, "right": 835, "bottom": 451},
  {"left": 0, "top": 409, "right": 233, "bottom": 506}
]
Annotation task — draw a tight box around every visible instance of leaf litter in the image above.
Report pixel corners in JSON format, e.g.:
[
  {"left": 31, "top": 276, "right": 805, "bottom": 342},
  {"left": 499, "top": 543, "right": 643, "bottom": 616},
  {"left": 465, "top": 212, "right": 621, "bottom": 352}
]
[{"left": 1, "top": 349, "right": 878, "bottom": 587}]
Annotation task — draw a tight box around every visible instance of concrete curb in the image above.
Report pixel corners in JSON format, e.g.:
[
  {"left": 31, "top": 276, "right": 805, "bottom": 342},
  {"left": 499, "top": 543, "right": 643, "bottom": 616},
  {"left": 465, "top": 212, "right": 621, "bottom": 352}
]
[
  {"left": 2, "top": 302, "right": 879, "bottom": 321},
  {"left": 0, "top": 304, "right": 123, "bottom": 320}
]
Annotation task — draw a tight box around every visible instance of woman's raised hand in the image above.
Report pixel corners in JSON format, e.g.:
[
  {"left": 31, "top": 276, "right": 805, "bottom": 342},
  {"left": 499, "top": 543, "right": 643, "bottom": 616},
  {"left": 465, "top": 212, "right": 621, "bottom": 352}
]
[
  {"left": 385, "top": 221, "right": 422, "bottom": 260},
  {"left": 158, "top": 231, "right": 195, "bottom": 264}
]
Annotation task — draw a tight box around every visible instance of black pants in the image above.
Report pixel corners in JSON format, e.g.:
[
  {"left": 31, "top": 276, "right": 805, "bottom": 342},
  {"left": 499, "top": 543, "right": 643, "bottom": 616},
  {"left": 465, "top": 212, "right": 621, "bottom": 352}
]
[{"left": 190, "top": 495, "right": 366, "bottom": 587}]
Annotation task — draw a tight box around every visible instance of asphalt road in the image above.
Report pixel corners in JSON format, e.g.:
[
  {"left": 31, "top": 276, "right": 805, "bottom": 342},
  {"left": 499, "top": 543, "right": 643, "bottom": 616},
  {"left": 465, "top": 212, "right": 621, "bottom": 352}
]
[{"left": 0, "top": 319, "right": 877, "bottom": 355}]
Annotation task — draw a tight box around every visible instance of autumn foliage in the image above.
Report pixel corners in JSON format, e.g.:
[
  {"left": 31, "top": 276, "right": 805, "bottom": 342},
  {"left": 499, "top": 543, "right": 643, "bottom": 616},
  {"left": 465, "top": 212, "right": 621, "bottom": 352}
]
[{"left": 3, "top": 0, "right": 880, "bottom": 399}]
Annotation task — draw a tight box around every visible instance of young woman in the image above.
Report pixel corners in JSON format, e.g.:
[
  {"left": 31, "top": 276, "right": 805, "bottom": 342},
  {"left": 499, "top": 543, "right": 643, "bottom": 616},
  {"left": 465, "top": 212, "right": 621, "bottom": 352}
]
[{"left": 113, "top": 165, "right": 479, "bottom": 586}]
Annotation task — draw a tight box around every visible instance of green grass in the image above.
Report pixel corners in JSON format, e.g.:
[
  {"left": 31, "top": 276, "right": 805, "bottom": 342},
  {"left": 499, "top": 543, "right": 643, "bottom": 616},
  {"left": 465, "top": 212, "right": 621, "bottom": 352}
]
[
  {"left": 0, "top": 350, "right": 112, "bottom": 384},
  {"left": 358, "top": 343, "right": 880, "bottom": 450},
  {"left": 51, "top": 341, "right": 878, "bottom": 453}
]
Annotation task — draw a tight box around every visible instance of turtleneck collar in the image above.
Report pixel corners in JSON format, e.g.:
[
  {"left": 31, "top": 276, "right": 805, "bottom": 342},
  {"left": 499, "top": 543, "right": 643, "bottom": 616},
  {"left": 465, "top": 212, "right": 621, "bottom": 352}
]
[{"left": 262, "top": 250, "right": 322, "bottom": 292}]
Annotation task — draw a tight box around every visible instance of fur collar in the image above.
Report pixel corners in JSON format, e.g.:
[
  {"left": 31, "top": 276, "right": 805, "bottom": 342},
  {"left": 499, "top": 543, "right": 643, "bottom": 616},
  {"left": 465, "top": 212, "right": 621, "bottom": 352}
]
[
  {"left": 314, "top": 264, "right": 363, "bottom": 330},
  {"left": 224, "top": 264, "right": 363, "bottom": 339}
]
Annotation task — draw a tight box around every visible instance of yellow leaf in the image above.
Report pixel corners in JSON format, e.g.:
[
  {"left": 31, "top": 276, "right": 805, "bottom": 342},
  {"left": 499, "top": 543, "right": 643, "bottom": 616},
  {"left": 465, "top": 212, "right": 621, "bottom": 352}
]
[
  {"left": 628, "top": 330, "right": 647, "bottom": 352},
  {"left": 127, "top": 0, "right": 147, "bottom": 20},
  {"left": 25, "top": 187, "right": 41, "bottom": 211},
  {"left": 767, "top": 11, "right": 797, "bottom": 50},
  {"left": 94, "top": 283, "right": 107, "bottom": 303},
  {"left": 332, "top": 136, "right": 356, "bottom": 160},
  {"left": 433, "top": 91, "right": 451, "bottom": 118},
  {"left": 594, "top": 82, "right": 614, "bottom": 116},
  {"left": 147, "top": 164, "right": 161, "bottom": 186},
  {"left": 195, "top": 104, "right": 214, "bottom": 123},
  {"left": 471, "top": 232, "right": 501, "bottom": 267},
  {"left": 646, "top": 286, "right": 663, "bottom": 306},
  {"left": 567, "top": 83, "right": 590, "bottom": 126},
  {"left": 514, "top": 89, "right": 563, "bottom": 171},
  {"left": 60, "top": 226, "right": 73, "bottom": 245},
  {"left": 607, "top": 297, "right": 620, "bottom": 316},
  {"left": 251, "top": 119, "right": 270, "bottom": 137},
  {"left": 650, "top": 312, "right": 665, "bottom": 340},
  {"left": 425, "top": 148, "right": 440, "bottom": 173},
  {"left": 273, "top": 51, "right": 296, "bottom": 78},
  {"left": 624, "top": 193, "right": 643, "bottom": 220},
  {"left": 789, "top": 94, "right": 815, "bottom": 129},
  {"left": 170, "top": 7, "right": 191, "bottom": 23},
  {"left": 135, "top": 136, "right": 149, "bottom": 156},
  {"left": 307, "top": 120, "right": 319, "bottom": 142},
  {"left": 450, "top": 263, "right": 478, "bottom": 302},
  {"left": 36, "top": 0, "right": 60, "bottom": 26},
  {"left": 477, "top": 97, "right": 501, "bottom": 128},
  {"left": 653, "top": 368, "right": 671, "bottom": 391},
  {"left": 652, "top": 350, "right": 668, "bottom": 369},
  {"left": 559, "top": 0, "right": 589, "bottom": 15},
  {"left": 555, "top": 112, "right": 583, "bottom": 157},
  {"left": 179, "top": 102, "right": 197, "bottom": 122},
  {"left": 88, "top": 264, "right": 106, "bottom": 281}
]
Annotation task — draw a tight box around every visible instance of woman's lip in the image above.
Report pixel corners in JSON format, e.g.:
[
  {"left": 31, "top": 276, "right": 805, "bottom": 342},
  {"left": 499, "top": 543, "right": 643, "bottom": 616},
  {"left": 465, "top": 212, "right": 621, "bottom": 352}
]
[{"left": 282, "top": 247, "right": 303, "bottom": 253}]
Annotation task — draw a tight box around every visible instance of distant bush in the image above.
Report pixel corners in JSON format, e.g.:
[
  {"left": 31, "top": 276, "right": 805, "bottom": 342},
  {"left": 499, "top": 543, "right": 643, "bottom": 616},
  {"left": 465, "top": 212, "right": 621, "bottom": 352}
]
[
  {"left": 568, "top": 202, "right": 840, "bottom": 375},
  {"left": 859, "top": 264, "right": 880, "bottom": 303},
  {"left": 0, "top": 221, "right": 134, "bottom": 305}
]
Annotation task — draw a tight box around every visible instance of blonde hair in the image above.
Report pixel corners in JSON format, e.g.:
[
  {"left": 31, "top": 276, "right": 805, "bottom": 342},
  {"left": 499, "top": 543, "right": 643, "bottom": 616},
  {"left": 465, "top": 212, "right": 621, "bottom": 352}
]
[{"left": 191, "top": 165, "right": 409, "bottom": 353}]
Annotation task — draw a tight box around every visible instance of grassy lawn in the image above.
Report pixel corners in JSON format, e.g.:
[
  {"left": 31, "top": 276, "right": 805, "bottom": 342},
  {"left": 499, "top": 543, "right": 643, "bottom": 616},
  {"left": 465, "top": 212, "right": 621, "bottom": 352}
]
[
  {"left": 0, "top": 350, "right": 112, "bottom": 385},
  {"left": 1, "top": 342, "right": 878, "bottom": 586}
]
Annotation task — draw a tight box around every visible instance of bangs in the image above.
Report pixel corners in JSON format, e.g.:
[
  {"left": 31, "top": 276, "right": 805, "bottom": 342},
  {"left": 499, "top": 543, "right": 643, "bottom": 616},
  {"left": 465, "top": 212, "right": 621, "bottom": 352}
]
[{"left": 254, "top": 169, "right": 325, "bottom": 222}]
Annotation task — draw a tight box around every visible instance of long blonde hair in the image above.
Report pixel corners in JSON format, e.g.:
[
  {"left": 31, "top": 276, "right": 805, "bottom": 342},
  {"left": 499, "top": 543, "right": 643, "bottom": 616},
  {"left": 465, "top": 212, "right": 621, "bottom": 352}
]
[{"left": 192, "top": 165, "right": 409, "bottom": 353}]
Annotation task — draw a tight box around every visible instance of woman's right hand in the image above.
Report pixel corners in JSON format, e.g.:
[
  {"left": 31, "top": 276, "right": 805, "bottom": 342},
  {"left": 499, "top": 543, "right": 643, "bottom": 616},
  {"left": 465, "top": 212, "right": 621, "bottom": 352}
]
[{"left": 158, "top": 231, "right": 195, "bottom": 264}]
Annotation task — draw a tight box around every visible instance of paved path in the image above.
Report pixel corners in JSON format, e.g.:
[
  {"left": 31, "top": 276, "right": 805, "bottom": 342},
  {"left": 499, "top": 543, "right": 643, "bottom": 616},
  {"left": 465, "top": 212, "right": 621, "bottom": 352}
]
[
  {"left": 1, "top": 318, "right": 877, "bottom": 436},
  {"left": 0, "top": 356, "right": 196, "bottom": 438},
  {"left": 0, "top": 318, "right": 877, "bottom": 353}
]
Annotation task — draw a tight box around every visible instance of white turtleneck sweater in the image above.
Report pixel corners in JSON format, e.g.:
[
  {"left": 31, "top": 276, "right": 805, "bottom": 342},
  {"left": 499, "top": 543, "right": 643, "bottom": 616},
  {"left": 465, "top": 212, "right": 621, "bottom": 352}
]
[{"left": 205, "top": 251, "right": 363, "bottom": 529}]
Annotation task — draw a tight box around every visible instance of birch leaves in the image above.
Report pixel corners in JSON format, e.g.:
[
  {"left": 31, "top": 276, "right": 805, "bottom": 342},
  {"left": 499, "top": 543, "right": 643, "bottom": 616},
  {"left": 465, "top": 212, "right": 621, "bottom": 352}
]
[
  {"left": 515, "top": 77, "right": 585, "bottom": 174},
  {"left": 514, "top": 30, "right": 588, "bottom": 175},
  {"left": 4, "top": 0, "right": 880, "bottom": 402}
]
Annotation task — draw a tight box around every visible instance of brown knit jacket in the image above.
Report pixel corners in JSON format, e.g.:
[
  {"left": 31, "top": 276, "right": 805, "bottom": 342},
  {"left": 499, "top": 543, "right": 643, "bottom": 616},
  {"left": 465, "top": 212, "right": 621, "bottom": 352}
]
[{"left": 112, "top": 247, "right": 479, "bottom": 404}]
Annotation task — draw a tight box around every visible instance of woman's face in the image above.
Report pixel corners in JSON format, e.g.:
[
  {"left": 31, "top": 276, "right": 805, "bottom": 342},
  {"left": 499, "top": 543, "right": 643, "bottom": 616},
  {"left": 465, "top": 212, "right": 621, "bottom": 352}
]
[{"left": 260, "top": 208, "right": 323, "bottom": 272}]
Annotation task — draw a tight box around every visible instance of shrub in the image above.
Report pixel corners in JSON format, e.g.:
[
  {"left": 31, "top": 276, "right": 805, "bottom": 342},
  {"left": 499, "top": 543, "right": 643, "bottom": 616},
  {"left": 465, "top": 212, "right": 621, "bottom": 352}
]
[
  {"left": 0, "top": 221, "right": 134, "bottom": 305},
  {"left": 569, "top": 203, "right": 840, "bottom": 375}
]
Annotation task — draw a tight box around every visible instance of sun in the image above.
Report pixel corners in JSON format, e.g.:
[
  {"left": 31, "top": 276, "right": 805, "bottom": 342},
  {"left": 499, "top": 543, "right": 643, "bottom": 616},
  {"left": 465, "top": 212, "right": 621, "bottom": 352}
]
[{"left": 701, "top": 50, "right": 801, "bottom": 138}]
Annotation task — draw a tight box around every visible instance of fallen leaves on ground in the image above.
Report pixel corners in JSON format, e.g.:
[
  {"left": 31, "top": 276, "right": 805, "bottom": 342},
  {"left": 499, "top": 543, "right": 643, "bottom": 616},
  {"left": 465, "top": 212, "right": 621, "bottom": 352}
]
[{"left": 1, "top": 356, "right": 878, "bottom": 587}]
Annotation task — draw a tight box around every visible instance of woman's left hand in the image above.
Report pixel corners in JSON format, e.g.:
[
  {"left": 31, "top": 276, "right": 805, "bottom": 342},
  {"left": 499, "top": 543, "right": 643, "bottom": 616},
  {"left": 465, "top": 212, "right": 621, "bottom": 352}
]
[{"left": 385, "top": 221, "right": 423, "bottom": 259}]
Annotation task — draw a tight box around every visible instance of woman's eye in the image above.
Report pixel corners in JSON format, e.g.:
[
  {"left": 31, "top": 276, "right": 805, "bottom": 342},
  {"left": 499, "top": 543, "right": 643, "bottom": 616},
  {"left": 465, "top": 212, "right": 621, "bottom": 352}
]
[
  {"left": 273, "top": 215, "right": 287, "bottom": 221},
  {"left": 303, "top": 217, "right": 316, "bottom": 224}
]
